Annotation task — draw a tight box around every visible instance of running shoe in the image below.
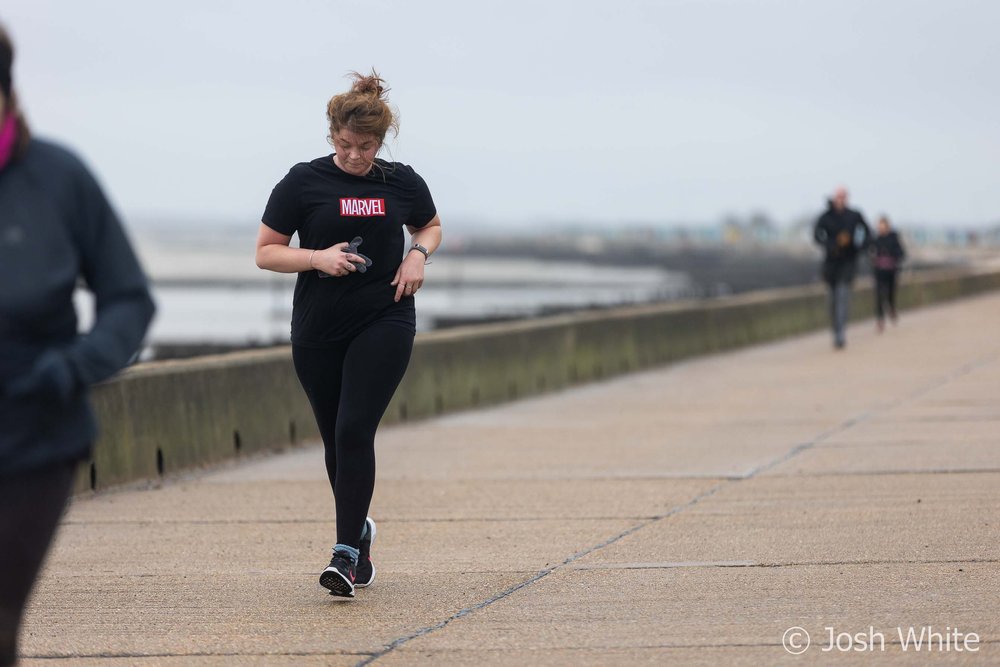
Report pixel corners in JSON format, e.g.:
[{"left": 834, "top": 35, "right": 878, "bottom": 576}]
[
  {"left": 356, "top": 517, "right": 377, "bottom": 588},
  {"left": 320, "top": 551, "right": 356, "bottom": 598}
]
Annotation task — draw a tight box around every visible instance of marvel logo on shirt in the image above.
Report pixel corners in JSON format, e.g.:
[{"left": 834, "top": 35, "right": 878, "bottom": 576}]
[{"left": 340, "top": 198, "right": 386, "bottom": 217}]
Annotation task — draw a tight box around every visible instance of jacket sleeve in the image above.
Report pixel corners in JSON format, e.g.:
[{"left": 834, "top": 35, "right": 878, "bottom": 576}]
[
  {"left": 855, "top": 214, "right": 873, "bottom": 251},
  {"left": 813, "top": 215, "right": 828, "bottom": 247},
  {"left": 63, "top": 162, "right": 156, "bottom": 387}
]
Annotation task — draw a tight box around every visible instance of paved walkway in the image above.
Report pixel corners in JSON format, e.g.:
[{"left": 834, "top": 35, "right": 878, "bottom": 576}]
[{"left": 21, "top": 293, "right": 1000, "bottom": 665}]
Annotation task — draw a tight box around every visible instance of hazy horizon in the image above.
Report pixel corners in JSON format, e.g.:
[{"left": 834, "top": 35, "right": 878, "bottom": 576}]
[{"left": 5, "top": 1, "right": 999, "bottom": 229}]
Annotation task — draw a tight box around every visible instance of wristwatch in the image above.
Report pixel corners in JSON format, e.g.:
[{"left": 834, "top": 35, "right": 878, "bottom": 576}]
[{"left": 410, "top": 243, "right": 430, "bottom": 259}]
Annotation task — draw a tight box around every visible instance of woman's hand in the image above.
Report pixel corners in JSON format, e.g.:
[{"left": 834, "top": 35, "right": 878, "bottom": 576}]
[
  {"left": 3, "top": 349, "right": 77, "bottom": 402},
  {"left": 391, "top": 251, "right": 426, "bottom": 301},
  {"left": 311, "top": 242, "right": 366, "bottom": 277}
]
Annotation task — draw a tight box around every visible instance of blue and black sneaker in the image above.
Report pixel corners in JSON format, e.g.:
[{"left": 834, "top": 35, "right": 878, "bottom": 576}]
[
  {"left": 320, "top": 551, "right": 356, "bottom": 598},
  {"left": 356, "top": 517, "right": 377, "bottom": 588}
]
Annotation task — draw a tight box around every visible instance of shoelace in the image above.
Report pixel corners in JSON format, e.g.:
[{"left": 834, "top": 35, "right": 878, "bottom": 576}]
[{"left": 330, "top": 551, "right": 357, "bottom": 569}]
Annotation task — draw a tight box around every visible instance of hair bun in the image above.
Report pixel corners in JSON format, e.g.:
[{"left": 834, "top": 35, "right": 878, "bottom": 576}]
[
  {"left": 327, "top": 68, "right": 398, "bottom": 142},
  {"left": 349, "top": 69, "right": 389, "bottom": 99}
]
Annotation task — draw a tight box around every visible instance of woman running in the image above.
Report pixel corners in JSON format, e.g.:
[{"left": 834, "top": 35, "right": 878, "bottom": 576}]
[
  {"left": 0, "top": 24, "right": 155, "bottom": 665},
  {"left": 255, "top": 71, "right": 442, "bottom": 598},
  {"left": 871, "top": 215, "right": 906, "bottom": 332}
]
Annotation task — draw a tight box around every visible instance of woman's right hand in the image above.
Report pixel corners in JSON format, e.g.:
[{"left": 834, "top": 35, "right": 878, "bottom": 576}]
[{"left": 311, "top": 242, "right": 365, "bottom": 277}]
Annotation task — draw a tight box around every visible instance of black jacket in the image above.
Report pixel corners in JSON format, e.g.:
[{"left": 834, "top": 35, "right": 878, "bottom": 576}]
[
  {"left": 0, "top": 139, "right": 155, "bottom": 475},
  {"left": 872, "top": 231, "right": 905, "bottom": 272},
  {"left": 814, "top": 202, "right": 871, "bottom": 284}
]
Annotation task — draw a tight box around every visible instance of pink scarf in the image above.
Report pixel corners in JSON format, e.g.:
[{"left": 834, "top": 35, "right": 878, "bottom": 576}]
[{"left": 0, "top": 112, "right": 18, "bottom": 171}]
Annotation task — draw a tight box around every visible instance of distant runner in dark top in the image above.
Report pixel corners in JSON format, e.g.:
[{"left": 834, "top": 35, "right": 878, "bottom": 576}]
[
  {"left": 813, "top": 186, "right": 871, "bottom": 349},
  {"left": 871, "top": 215, "right": 906, "bottom": 332},
  {"left": 0, "top": 24, "right": 155, "bottom": 666},
  {"left": 256, "top": 70, "right": 442, "bottom": 599}
]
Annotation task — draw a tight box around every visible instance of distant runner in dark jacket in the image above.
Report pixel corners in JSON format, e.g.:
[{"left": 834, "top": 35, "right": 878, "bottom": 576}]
[
  {"left": 813, "top": 186, "right": 871, "bottom": 349},
  {"left": 0, "top": 24, "right": 155, "bottom": 666},
  {"left": 871, "top": 215, "right": 906, "bottom": 332}
]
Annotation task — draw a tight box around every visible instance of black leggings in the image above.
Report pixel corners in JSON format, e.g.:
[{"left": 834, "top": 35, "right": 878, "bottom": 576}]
[
  {"left": 292, "top": 322, "right": 413, "bottom": 549},
  {"left": 0, "top": 463, "right": 76, "bottom": 667},
  {"left": 875, "top": 270, "right": 898, "bottom": 320}
]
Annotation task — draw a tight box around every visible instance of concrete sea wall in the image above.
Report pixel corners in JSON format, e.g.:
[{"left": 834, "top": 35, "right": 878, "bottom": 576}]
[{"left": 78, "top": 268, "right": 1000, "bottom": 493}]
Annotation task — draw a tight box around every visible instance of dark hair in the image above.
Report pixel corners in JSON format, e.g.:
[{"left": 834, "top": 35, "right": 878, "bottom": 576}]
[
  {"left": 326, "top": 69, "right": 398, "bottom": 144},
  {"left": 0, "top": 23, "right": 32, "bottom": 160}
]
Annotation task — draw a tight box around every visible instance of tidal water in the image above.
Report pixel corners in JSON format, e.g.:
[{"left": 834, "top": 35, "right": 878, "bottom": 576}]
[{"left": 74, "top": 231, "right": 693, "bottom": 346}]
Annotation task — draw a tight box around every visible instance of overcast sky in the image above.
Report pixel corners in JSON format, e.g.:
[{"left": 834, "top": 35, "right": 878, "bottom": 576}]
[{"left": 4, "top": 0, "right": 998, "bottom": 230}]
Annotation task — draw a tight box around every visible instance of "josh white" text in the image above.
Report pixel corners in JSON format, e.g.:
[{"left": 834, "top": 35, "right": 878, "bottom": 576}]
[{"left": 822, "top": 626, "right": 980, "bottom": 652}]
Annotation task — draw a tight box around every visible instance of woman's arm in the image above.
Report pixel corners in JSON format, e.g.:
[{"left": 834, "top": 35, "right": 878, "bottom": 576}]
[
  {"left": 406, "top": 215, "right": 443, "bottom": 256},
  {"left": 391, "top": 215, "right": 443, "bottom": 302},
  {"left": 8, "top": 163, "right": 155, "bottom": 401},
  {"left": 65, "top": 165, "right": 155, "bottom": 390},
  {"left": 255, "top": 223, "right": 309, "bottom": 273},
  {"left": 255, "top": 223, "right": 364, "bottom": 276}
]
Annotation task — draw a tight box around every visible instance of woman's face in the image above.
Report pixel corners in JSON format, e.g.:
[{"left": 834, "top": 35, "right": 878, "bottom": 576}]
[{"left": 332, "top": 128, "right": 381, "bottom": 176}]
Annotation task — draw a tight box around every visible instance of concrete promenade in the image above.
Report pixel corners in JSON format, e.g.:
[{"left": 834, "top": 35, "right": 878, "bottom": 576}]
[{"left": 21, "top": 292, "right": 1000, "bottom": 665}]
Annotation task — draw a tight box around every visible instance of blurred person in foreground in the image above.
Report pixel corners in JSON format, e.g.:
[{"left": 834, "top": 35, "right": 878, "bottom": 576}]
[
  {"left": 256, "top": 70, "right": 442, "bottom": 598},
  {"left": 0, "top": 24, "right": 155, "bottom": 666},
  {"left": 813, "top": 186, "right": 871, "bottom": 349},
  {"left": 871, "top": 215, "right": 906, "bottom": 332}
]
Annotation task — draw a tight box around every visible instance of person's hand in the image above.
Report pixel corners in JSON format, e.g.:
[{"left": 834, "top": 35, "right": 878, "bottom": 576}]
[
  {"left": 391, "top": 251, "right": 426, "bottom": 302},
  {"left": 836, "top": 231, "right": 851, "bottom": 248},
  {"left": 341, "top": 237, "right": 373, "bottom": 274},
  {"left": 312, "top": 242, "right": 366, "bottom": 277},
  {"left": 4, "top": 350, "right": 77, "bottom": 403}
]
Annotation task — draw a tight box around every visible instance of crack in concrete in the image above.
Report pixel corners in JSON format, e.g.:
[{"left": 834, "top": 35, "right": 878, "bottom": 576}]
[
  {"left": 385, "top": 638, "right": 1000, "bottom": 654},
  {"left": 572, "top": 557, "right": 1000, "bottom": 570},
  {"left": 61, "top": 516, "right": 665, "bottom": 526},
  {"left": 767, "top": 468, "right": 1000, "bottom": 478},
  {"left": 24, "top": 650, "right": 372, "bottom": 659}
]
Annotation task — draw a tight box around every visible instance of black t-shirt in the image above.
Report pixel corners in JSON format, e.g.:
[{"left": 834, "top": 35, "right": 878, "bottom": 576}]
[{"left": 262, "top": 155, "right": 436, "bottom": 346}]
